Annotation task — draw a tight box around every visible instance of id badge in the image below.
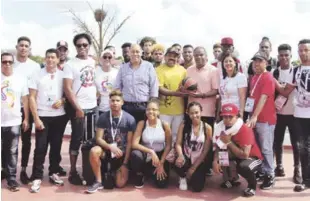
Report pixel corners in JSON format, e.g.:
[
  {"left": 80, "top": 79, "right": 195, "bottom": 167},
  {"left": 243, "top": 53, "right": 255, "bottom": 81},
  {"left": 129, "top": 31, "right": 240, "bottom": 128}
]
[
  {"left": 219, "top": 151, "right": 229, "bottom": 167},
  {"left": 110, "top": 143, "right": 117, "bottom": 158},
  {"left": 245, "top": 97, "right": 255, "bottom": 113},
  {"left": 47, "top": 94, "right": 57, "bottom": 106},
  {"left": 275, "top": 95, "right": 287, "bottom": 111}
]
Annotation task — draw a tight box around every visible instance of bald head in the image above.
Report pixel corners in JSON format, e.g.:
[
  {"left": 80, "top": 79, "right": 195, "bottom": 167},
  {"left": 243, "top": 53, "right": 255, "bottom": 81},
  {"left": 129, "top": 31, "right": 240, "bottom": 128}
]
[{"left": 194, "top": 46, "right": 208, "bottom": 68}]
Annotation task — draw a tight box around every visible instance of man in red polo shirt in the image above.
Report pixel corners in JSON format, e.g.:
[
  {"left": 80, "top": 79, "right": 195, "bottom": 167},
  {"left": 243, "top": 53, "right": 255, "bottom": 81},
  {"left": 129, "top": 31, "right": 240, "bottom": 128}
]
[
  {"left": 246, "top": 51, "right": 276, "bottom": 190},
  {"left": 213, "top": 103, "right": 263, "bottom": 197}
]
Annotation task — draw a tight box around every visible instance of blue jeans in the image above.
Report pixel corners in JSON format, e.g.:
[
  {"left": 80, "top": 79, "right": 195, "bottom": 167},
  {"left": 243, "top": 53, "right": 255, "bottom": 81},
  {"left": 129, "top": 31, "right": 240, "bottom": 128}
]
[
  {"left": 1, "top": 125, "right": 20, "bottom": 181},
  {"left": 254, "top": 122, "right": 275, "bottom": 176}
]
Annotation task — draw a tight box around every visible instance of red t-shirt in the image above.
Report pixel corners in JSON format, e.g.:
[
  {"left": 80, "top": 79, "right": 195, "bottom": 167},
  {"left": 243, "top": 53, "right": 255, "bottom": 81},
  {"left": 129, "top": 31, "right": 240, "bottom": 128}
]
[
  {"left": 250, "top": 72, "right": 276, "bottom": 125},
  {"left": 232, "top": 124, "right": 263, "bottom": 159}
]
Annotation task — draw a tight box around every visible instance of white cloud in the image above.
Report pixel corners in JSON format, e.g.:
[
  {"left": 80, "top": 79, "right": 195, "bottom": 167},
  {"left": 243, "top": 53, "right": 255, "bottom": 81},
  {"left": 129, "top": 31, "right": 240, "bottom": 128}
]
[{"left": 1, "top": 0, "right": 310, "bottom": 62}]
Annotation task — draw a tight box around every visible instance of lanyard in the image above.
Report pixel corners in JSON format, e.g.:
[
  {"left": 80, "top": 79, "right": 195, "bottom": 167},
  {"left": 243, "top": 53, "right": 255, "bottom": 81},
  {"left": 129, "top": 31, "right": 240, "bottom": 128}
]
[
  {"left": 110, "top": 111, "right": 123, "bottom": 141},
  {"left": 250, "top": 73, "right": 263, "bottom": 97}
]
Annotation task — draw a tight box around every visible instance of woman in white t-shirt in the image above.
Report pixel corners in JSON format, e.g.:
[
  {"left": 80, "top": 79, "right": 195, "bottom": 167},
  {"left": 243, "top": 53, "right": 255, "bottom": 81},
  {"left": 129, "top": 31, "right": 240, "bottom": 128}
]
[
  {"left": 218, "top": 54, "right": 247, "bottom": 119},
  {"left": 95, "top": 50, "right": 119, "bottom": 114},
  {"left": 131, "top": 98, "right": 172, "bottom": 189}
]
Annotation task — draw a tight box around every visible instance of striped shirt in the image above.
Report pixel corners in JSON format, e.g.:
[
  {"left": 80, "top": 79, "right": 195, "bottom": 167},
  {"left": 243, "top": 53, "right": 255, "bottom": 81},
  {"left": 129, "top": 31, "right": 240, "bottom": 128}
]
[{"left": 114, "top": 60, "right": 159, "bottom": 102}]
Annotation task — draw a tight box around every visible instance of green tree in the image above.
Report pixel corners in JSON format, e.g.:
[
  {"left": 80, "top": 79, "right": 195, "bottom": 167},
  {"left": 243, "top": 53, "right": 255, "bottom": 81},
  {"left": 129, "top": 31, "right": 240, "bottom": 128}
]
[
  {"left": 69, "top": 1, "right": 132, "bottom": 59},
  {"left": 29, "top": 55, "right": 44, "bottom": 64}
]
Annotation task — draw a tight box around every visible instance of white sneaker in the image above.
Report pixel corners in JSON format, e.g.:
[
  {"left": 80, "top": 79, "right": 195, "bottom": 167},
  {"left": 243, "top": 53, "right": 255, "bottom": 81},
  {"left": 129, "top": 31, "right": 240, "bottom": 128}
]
[
  {"left": 179, "top": 177, "right": 188, "bottom": 191},
  {"left": 30, "top": 179, "right": 41, "bottom": 193}
]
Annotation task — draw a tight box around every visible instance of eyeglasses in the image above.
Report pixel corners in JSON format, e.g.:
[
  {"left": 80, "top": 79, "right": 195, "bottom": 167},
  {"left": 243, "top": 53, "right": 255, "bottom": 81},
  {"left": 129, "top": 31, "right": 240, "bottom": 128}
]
[
  {"left": 103, "top": 56, "right": 112, "bottom": 60},
  {"left": 1, "top": 60, "right": 13, "bottom": 65},
  {"left": 76, "top": 43, "right": 88, "bottom": 48}
]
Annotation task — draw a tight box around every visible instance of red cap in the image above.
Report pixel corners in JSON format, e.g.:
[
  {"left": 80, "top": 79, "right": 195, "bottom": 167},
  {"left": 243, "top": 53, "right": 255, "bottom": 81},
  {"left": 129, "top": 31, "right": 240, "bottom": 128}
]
[
  {"left": 221, "top": 37, "right": 234, "bottom": 45},
  {"left": 221, "top": 103, "right": 239, "bottom": 116}
]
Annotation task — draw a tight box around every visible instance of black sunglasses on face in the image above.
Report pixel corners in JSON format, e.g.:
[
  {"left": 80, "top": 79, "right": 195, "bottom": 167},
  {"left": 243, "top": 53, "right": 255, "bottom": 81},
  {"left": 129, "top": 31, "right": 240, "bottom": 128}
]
[
  {"left": 103, "top": 56, "right": 112, "bottom": 60},
  {"left": 76, "top": 43, "right": 88, "bottom": 48},
  {"left": 1, "top": 60, "right": 14, "bottom": 65}
]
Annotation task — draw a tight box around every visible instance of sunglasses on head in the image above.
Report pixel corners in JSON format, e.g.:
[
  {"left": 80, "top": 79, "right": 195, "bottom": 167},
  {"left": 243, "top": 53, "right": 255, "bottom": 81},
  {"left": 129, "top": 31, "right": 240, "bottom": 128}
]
[
  {"left": 1, "top": 60, "right": 13, "bottom": 65},
  {"left": 76, "top": 43, "right": 88, "bottom": 48},
  {"left": 103, "top": 56, "right": 112, "bottom": 60}
]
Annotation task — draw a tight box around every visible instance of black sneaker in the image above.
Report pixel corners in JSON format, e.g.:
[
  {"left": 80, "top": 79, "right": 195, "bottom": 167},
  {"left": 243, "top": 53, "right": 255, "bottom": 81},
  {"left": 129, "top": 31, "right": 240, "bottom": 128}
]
[
  {"left": 134, "top": 174, "right": 144, "bottom": 188},
  {"left": 7, "top": 180, "right": 20, "bottom": 192},
  {"left": 57, "top": 166, "right": 67, "bottom": 177},
  {"left": 68, "top": 171, "right": 83, "bottom": 185},
  {"left": 86, "top": 181, "right": 103, "bottom": 194},
  {"left": 275, "top": 166, "right": 285, "bottom": 177},
  {"left": 220, "top": 180, "right": 241, "bottom": 189},
  {"left": 243, "top": 188, "right": 256, "bottom": 197},
  {"left": 256, "top": 171, "right": 264, "bottom": 182},
  {"left": 294, "top": 184, "right": 309, "bottom": 192},
  {"left": 293, "top": 168, "right": 302, "bottom": 184},
  {"left": 20, "top": 171, "right": 31, "bottom": 185},
  {"left": 206, "top": 169, "right": 213, "bottom": 176},
  {"left": 260, "top": 175, "right": 275, "bottom": 190}
]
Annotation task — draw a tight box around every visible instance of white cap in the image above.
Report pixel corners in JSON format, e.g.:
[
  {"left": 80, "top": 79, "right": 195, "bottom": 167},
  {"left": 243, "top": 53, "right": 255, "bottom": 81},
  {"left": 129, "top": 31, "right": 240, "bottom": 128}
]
[{"left": 100, "top": 50, "right": 114, "bottom": 57}]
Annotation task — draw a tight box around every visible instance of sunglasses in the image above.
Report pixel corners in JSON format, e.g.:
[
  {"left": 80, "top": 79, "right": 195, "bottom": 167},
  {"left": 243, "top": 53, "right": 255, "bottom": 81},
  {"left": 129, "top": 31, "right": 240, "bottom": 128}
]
[
  {"left": 1, "top": 60, "right": 14, "bottom": 65},
  {"left": 223, "top": 115, "right": 234, "bottom": 119},
  {"left": 103, "top": 56, "right": 112, "bottom": 60},
  {"left": 76, "top": 43, "right": 88, "bottom": 48}
]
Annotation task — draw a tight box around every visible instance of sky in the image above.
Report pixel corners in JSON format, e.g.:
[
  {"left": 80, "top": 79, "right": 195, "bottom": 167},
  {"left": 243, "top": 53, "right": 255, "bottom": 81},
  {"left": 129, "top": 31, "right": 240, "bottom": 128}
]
[{"left": 1, "top": 0, "right": 310, "bottom": 62}]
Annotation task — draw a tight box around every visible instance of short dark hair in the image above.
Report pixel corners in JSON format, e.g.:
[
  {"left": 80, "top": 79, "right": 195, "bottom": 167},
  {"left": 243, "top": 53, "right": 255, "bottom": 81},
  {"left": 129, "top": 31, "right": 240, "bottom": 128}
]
[
  {"left": 104, "top": 45, "right": 115, "bottom": 50},
  {"left": 298, "top": 39, "right": 310, "bottom": 45},
  {"left": 260, "top": 36, "right": 272, "bottom": 47},
  {"left": 183, "top": 44, "right": 193, "bottom": 49},
  {"left": 278, "top": 44, "right": 292, "bottom": 52},
  {"left": 17, "top": 36, "right": 31, "bottom": 45},
  {"left": 172, "top": 43, "right": 181, "bottom": 48},
  {"left": 73, "top": 33, "right": 92, "bottom": 46},
  {"left": 121, "top": 42, "right": 132, "bottom": 49},
  {"left": 45, "top": 48, "right": 59, "bottom": 58},
  {"left": 109, "top": 89, "right": 123, "bottom": 99},
  {"left": 139, "top": 36, "right": 156, "bottom": 48},
  {"left": 1, "top": 52, "right": 14, "bottom": 62},
  {"left": 213, "top": 43, "right": 222, "bottom": 49},
  {"left": 221, "top": 53, "right": 239, "bottom": 79}
]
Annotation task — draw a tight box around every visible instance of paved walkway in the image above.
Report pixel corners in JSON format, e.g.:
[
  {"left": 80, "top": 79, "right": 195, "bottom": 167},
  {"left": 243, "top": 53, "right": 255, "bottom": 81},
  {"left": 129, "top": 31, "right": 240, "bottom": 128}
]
[{"left": 2, "top": 138, "right": 310, "bottom": 201}]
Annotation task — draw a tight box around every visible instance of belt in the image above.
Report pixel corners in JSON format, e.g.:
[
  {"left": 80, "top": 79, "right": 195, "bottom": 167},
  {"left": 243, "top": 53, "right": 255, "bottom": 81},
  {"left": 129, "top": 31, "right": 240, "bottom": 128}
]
[{"left": 124, "top": 101, "right": 147, "bottom": 106}]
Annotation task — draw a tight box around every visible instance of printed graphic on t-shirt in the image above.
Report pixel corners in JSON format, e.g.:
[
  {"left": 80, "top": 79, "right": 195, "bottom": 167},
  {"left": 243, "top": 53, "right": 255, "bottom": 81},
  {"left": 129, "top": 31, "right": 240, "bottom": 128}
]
[
  {"left": 80, "top": 66, "right": 95, "bottom": 87},
  {"left": 1, "top": 80, "right": 15, "bottom": 108},
  {"left": 296, "top": 69, "right": 310, "bottom": 107},
  {"left": 183, "top": 132, "right": 204, "bottom": 154},
  {"left": 163, "top": 83, "right": 173, "bottom": 107},
  {"left": 101, "top": 77, "right": 113, "bottom": 93}
]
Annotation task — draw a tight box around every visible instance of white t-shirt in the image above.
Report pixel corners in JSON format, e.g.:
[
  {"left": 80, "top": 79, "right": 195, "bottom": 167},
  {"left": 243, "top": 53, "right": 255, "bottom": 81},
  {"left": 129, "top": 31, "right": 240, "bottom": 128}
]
[
  {"left": 293, "top": 65, "right": 310, "bottom": 118},
  {"left": 1, "top": 73, "right": 28, "bottom": 127},
  {"left": 63, "top": 57, "right": 97, "bottom": 110},
  {"left": 13, "top": 57, "right": 41, "bottom": 86},
  {"left": 277, "top": 67, "right": 295, "bottom": 115},
  {"left": 95, "top": 67, "right": 118, "bottom": 112},
  {"left": 29, "top": 68, "right": 65, "bottom": 117},
  {"left": 219, "top": 72, "right": 247, "bottom": 108}
]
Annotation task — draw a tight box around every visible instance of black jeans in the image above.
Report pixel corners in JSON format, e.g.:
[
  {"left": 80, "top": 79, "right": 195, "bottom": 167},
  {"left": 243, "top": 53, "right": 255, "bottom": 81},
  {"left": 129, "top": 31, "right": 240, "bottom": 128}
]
[
  {"left": 131, "top": 150, "right": 170, "bottom": 188},
  {"left": 31, "top": 115, "right": 67, "bottom": 179},
  {"left": 295, "top": 117, "right": 310, "bottom": 186},
  {"left": 69, "top": 109, "right": 96, "bottom": 155},
  {"left": 122, "top": 102, "right": 146, "bottom": 123},
  {"left": 201, "top": 116, "right": 214, "bottom": 172},
  {"left": 21, "top": 109, "right": 34, "bottom": 168},
  {"left": 1, "top": 125, "right": 20, "bottom": 181},
  {"left": 274, "top": 114, "right": 300, "bottom": 167},
  {"left": 236, "top": 158, "right": 262, "bottom": 189},
  {"left": 172, "top": 157, "right": 207, "bottom": 192}
]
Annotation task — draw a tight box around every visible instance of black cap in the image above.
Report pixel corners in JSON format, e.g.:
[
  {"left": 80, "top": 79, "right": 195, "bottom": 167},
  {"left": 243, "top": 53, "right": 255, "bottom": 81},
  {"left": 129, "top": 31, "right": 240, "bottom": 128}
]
[
  {"left": 165, "top": 47, "right": 180, "bottom": 56},
  {"left": 56, "top": 41, "right": 68, "bottom": 49},
  {"left": 252, "top": 52, "right": 268, "bottom": 61}
]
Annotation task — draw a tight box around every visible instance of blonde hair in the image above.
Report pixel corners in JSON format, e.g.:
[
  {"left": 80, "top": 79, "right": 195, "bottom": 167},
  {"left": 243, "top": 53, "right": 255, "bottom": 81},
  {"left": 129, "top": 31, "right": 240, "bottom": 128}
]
[
  {"left": 109, "top": 89, "right": 123, "bottom": 99},
  {"left": 151, "top": 44, "right": 165, "bottom": 54}
]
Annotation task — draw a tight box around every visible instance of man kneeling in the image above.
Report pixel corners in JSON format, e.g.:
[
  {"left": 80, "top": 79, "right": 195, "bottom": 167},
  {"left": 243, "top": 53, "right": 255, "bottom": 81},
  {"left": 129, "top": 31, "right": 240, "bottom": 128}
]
[
  {"left": 86, "top": 90, "right": 136, "bottom": 193},
  {"left": 213, "top": 104, "right": 263, "bottom": 197}
]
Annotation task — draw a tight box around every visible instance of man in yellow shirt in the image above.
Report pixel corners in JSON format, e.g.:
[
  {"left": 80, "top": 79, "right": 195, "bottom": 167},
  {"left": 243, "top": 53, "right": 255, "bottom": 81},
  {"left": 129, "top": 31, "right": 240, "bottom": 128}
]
[{"left": 156, "top": 47, "right": 187, "bottom": 143}]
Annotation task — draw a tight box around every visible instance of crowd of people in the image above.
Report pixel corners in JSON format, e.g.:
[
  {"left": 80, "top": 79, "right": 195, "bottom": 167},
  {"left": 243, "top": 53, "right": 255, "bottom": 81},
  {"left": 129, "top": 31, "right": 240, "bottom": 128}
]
[{"left": 1, "top": 33, "right": 310, "bottom": 198}]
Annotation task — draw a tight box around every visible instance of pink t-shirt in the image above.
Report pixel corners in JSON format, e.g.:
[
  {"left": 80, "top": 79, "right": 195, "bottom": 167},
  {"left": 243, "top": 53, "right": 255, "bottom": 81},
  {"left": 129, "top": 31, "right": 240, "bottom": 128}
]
[{"left": 187, "top": 65, "right": 220, "bottom": 117}]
